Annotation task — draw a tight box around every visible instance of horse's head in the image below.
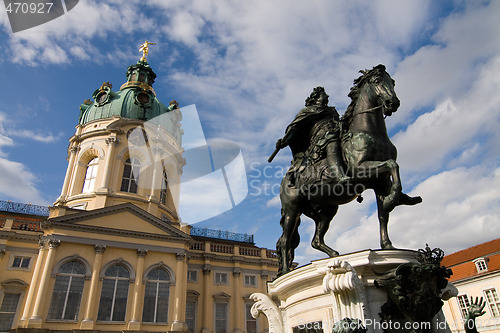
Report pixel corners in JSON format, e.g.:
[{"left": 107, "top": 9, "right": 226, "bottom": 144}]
[{"left": 364, "top": 64, "right": 400, "bottom": 117}]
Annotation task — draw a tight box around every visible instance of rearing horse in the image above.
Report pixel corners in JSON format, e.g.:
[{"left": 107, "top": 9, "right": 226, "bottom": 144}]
[{"left": 276, "top": 65, "right": 421, "bottom": 276}]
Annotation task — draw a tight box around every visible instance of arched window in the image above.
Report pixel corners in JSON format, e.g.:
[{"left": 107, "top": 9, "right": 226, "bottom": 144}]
[
  {"left": 97, "top": 264, "right": 130, "bottom": 322},
  {"left": 120, "top": 158, "right": 141, "bottom": 193},
  {"left": 159, "top": 171, "right": 168, "bottom": 205},
  {"left": 47, "top": 260, "right": 86, "bottom": 320},
  {"left": 82, "top": 157, "right": 99, "bottom": 193},
  {"left": 142, "top": 268, "right": 170, "bottom": 323}
]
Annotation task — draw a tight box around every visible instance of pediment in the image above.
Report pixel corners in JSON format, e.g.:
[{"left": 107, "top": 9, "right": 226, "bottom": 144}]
[{"left": 47, "top": 203, "right": 190, "bottom": 241}]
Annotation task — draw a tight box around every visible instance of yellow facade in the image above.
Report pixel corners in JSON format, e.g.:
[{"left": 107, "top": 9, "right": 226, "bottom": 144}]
[{"left": 0, "top": 56, "right": 278, "bottom": 333}]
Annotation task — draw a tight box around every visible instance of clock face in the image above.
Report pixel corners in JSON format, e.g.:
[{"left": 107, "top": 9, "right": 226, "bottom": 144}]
[{"left": 126, "top": 127, "right": 148, "bottom": 146}]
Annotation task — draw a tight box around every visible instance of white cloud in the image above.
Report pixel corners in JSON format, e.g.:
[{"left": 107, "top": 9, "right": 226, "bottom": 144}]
[
  {"left": 0, "top": 157, "right": 48, "bottom": 204},
  {"left": 0, "top": 111, "right": 57, "bottom": 204},
  {"left": 5, "top": 129, "right": 62, "bottom": 143},
  {"left": 392, "top": 1, "right": 500, "bottom": 125},
  {"left": 266, "top": 195, "right": 280, "bottom": 208},
  {"left": 394, "top": 55, "right": 500, "bottom": 178}
]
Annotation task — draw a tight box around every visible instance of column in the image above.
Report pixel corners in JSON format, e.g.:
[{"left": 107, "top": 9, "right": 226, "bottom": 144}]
[
  {"left": 19, "top": 240, "right": 47, "bottom": 327},
  {"left": 100, "top": 136, "right": 119, "bottom": 191},
  {"left": 81, "top": 245, "right": 106, "bottom": 329},
  {"left": 171, "top": 252, "right": 188, "bottom": 331},
  {"left": 233, "top": 266, "right": 242, "bottom": 333},
  {"left": 128, "top": 249, "right": 148, "bottom": 330},
  {"left": 57, "top": 145, "right": 79, "bottom": 202},
  {"left": 201, "top": 263, "right": 212, "bottom": 333},
  {"left": 28, "top": 239, "right": 60, "bottom": 328},
  {"left": 149, "top": 147, "right": 162, "bottom": 200}
]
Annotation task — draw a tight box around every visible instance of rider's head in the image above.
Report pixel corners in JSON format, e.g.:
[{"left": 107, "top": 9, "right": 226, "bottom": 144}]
[{"left": 305, "top": 86, "right": 329, "bottom": 106}]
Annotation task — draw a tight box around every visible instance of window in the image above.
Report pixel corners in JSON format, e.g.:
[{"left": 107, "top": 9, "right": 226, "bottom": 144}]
[
  {"left": 215, "top": 272, "right": 228, "bottom": 285},
  {"left": 186, "top": 300, "right": 197, "bottom": 332},
  {"left": 457, "top": 294, "right": 471, "bottom": 318},
  {"left": 143, "top": 268, "right": 170, "bottom": 323},
  {"left": 244, "top": 275, "right": 257, "bottom": 287},
  {"left": 214, "top": 302, "right": 228, "bottom": 333},
  {"left": 11, "top": 256, "right": 30, "bottom": 269},
  {"left": 187, "top": 270, "right": 198, "bottom": 283},
  {"left": 484, "top": 288, "right": 500, "bottom": 317},
  {"left": 0, "top": 293, "right": 21, "bottom": 332},
  {"left": 97, "top": 265, "right": 130, "bottom": 322},
  {"left": 120, "top": 158, "right": 141, "bottom": 193},
  {"left": 160, "top": 171, "right": 168, "bottom": 205},
  {"left": 474, "top": 258, "right": 488, "bottom": 273},
  {"left": 48, "top": 260, "right": 86, "bottom": 320},
  {"left": 69, "top": 202, "right": 87, "bottom": 210},
  {"left": 245, "top": 304, "right": 257, "bottom": 333},
  {"left": 82, "top": 157, "right": 99, "bottom": 193}
]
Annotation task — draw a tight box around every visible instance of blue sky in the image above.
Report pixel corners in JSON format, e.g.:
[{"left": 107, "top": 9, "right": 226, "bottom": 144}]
[{"left": 1, "top": 0, "right": 499, "bottom": 267}]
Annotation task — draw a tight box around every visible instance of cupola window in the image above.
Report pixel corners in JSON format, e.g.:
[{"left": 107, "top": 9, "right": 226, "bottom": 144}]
[
  {"left": 82, "top": 157, "right": 99, "bottom": 193},
  {"left": 121, "top": 158, "right": 141, "bottom": 193},
  {"left": 160, "top": 171, "right": 168, "bottom": 205}
]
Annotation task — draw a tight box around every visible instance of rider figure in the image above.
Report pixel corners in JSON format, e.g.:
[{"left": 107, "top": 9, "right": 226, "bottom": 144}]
[{"left": 276, "top": 86, "right": 349, "bottom": 189}]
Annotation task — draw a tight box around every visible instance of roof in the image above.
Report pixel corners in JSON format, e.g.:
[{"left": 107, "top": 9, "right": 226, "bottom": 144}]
[
  {"left": 441, "top": 238, "right": 500, "bottom": 267},
  {"left": 441, "top": 238, "right": 500, "bottom": 282}
]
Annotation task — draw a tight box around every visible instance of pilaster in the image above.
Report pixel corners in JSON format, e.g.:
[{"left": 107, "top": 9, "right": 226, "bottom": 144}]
[
  {"left": 56, "top": 145, "right": 79, "bottom": 203},
  {"left": 128, "top": 248, "right": 148, "bottom": 330},
  {"left": 19, "top": 240, "right": 47, "bottom": 327},
  {"left": 171, "top": 252, "right": 188, "bottom": 331},
  {"left": 201, "top": 263, "right": 212, "bottom": 333},
  {"left": 27, "top": 239, "right": 60, "bottom": 328},
  {"left": 80, "top": 244, "right": 106, "bottom": 329}
]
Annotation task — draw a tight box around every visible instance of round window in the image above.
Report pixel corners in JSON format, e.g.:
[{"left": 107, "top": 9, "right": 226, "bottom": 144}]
[{"left": 137, "top": 92, "right": 150, "bottom": 105}]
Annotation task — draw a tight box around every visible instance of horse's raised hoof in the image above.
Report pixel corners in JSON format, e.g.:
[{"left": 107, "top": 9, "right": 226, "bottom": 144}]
[{"left": 398, "top": 193, "right": 422, "bottom": 206}]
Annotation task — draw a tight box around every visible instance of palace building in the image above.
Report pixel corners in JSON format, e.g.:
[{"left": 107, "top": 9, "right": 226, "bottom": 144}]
[
  {"left": 441, "top": 238, "right": 500, "bottom": 332},
  {"left": 0, "top": 50, "right": 278, "bottom": 333}
]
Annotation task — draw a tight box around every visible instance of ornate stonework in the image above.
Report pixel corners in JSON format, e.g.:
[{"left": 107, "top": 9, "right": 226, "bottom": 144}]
[{"left": 250, "top": 293, "right": 284, "bottom": 333}]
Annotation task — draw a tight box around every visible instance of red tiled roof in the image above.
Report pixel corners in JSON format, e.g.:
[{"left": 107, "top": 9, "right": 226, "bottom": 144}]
[
  {"left": 442, "top": 238, "right": 500, "bottom": 282},
  {"left": 441, "top": 238, "right": 500, "bottom": 267}
]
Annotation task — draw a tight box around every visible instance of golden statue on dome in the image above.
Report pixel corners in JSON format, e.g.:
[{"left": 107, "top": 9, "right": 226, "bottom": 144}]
[{"left": 139, "top": 40, "right": 156, "bottom": 61}]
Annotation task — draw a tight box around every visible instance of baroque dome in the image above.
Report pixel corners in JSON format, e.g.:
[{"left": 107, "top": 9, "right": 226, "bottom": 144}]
[{"left": 78, "top": 59, "right": 181, "bottom": 143}]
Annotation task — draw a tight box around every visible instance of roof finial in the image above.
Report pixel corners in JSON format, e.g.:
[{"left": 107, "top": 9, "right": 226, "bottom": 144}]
[{"left": 139, "top": 40, "right": 156, "bottom": 62}]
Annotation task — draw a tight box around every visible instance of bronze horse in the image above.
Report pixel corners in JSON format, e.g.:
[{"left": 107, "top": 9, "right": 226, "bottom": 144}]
[{"left": 276, "top": 65, "right": 422, "bottom": 276}]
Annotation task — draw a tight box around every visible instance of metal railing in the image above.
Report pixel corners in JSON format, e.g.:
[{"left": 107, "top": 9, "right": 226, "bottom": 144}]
[
  {"left": 190, "top": 227, "right": 254, "bottom": 244},
  {"left": 0, "top": 200, "right": 49, "bottom": 217}
]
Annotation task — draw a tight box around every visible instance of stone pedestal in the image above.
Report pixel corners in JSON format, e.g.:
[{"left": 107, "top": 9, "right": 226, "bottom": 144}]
[{"left": 251, "top": 249, "right": 455, "bottom": 333}]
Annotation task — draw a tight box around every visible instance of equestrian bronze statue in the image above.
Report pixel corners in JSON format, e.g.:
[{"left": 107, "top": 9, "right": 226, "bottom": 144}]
[{"left": 271, "top": 65, "right": 422, "bottom": 276}]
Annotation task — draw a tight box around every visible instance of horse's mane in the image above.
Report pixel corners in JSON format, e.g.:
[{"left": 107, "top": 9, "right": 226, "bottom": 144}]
[{"left": 340, "top": 64, "right": 388, "bottom": 133}]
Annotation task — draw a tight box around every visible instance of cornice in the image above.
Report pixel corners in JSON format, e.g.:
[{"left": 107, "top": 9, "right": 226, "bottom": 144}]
[
  {"left": 188, "top": 251, "right": 278, "bottom": 267},
  {"left": 0, "top": 230, "right": 42, "bottom": 242},
  {"left": 45, "top": 221, "right": 189, "bottom": 243},
  {"left": 46, "top": 202, "right": 190, "bottom": 241}
]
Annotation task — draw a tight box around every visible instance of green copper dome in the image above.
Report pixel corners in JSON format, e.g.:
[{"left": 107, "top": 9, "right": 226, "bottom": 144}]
[{"left": 78, "top": 60, "right": 181, "bottom": 143}]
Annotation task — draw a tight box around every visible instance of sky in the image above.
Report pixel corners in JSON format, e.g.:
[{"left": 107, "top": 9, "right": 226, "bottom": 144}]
[{"left": 0, "top": 0, "right": 499, "bottom": 267}]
